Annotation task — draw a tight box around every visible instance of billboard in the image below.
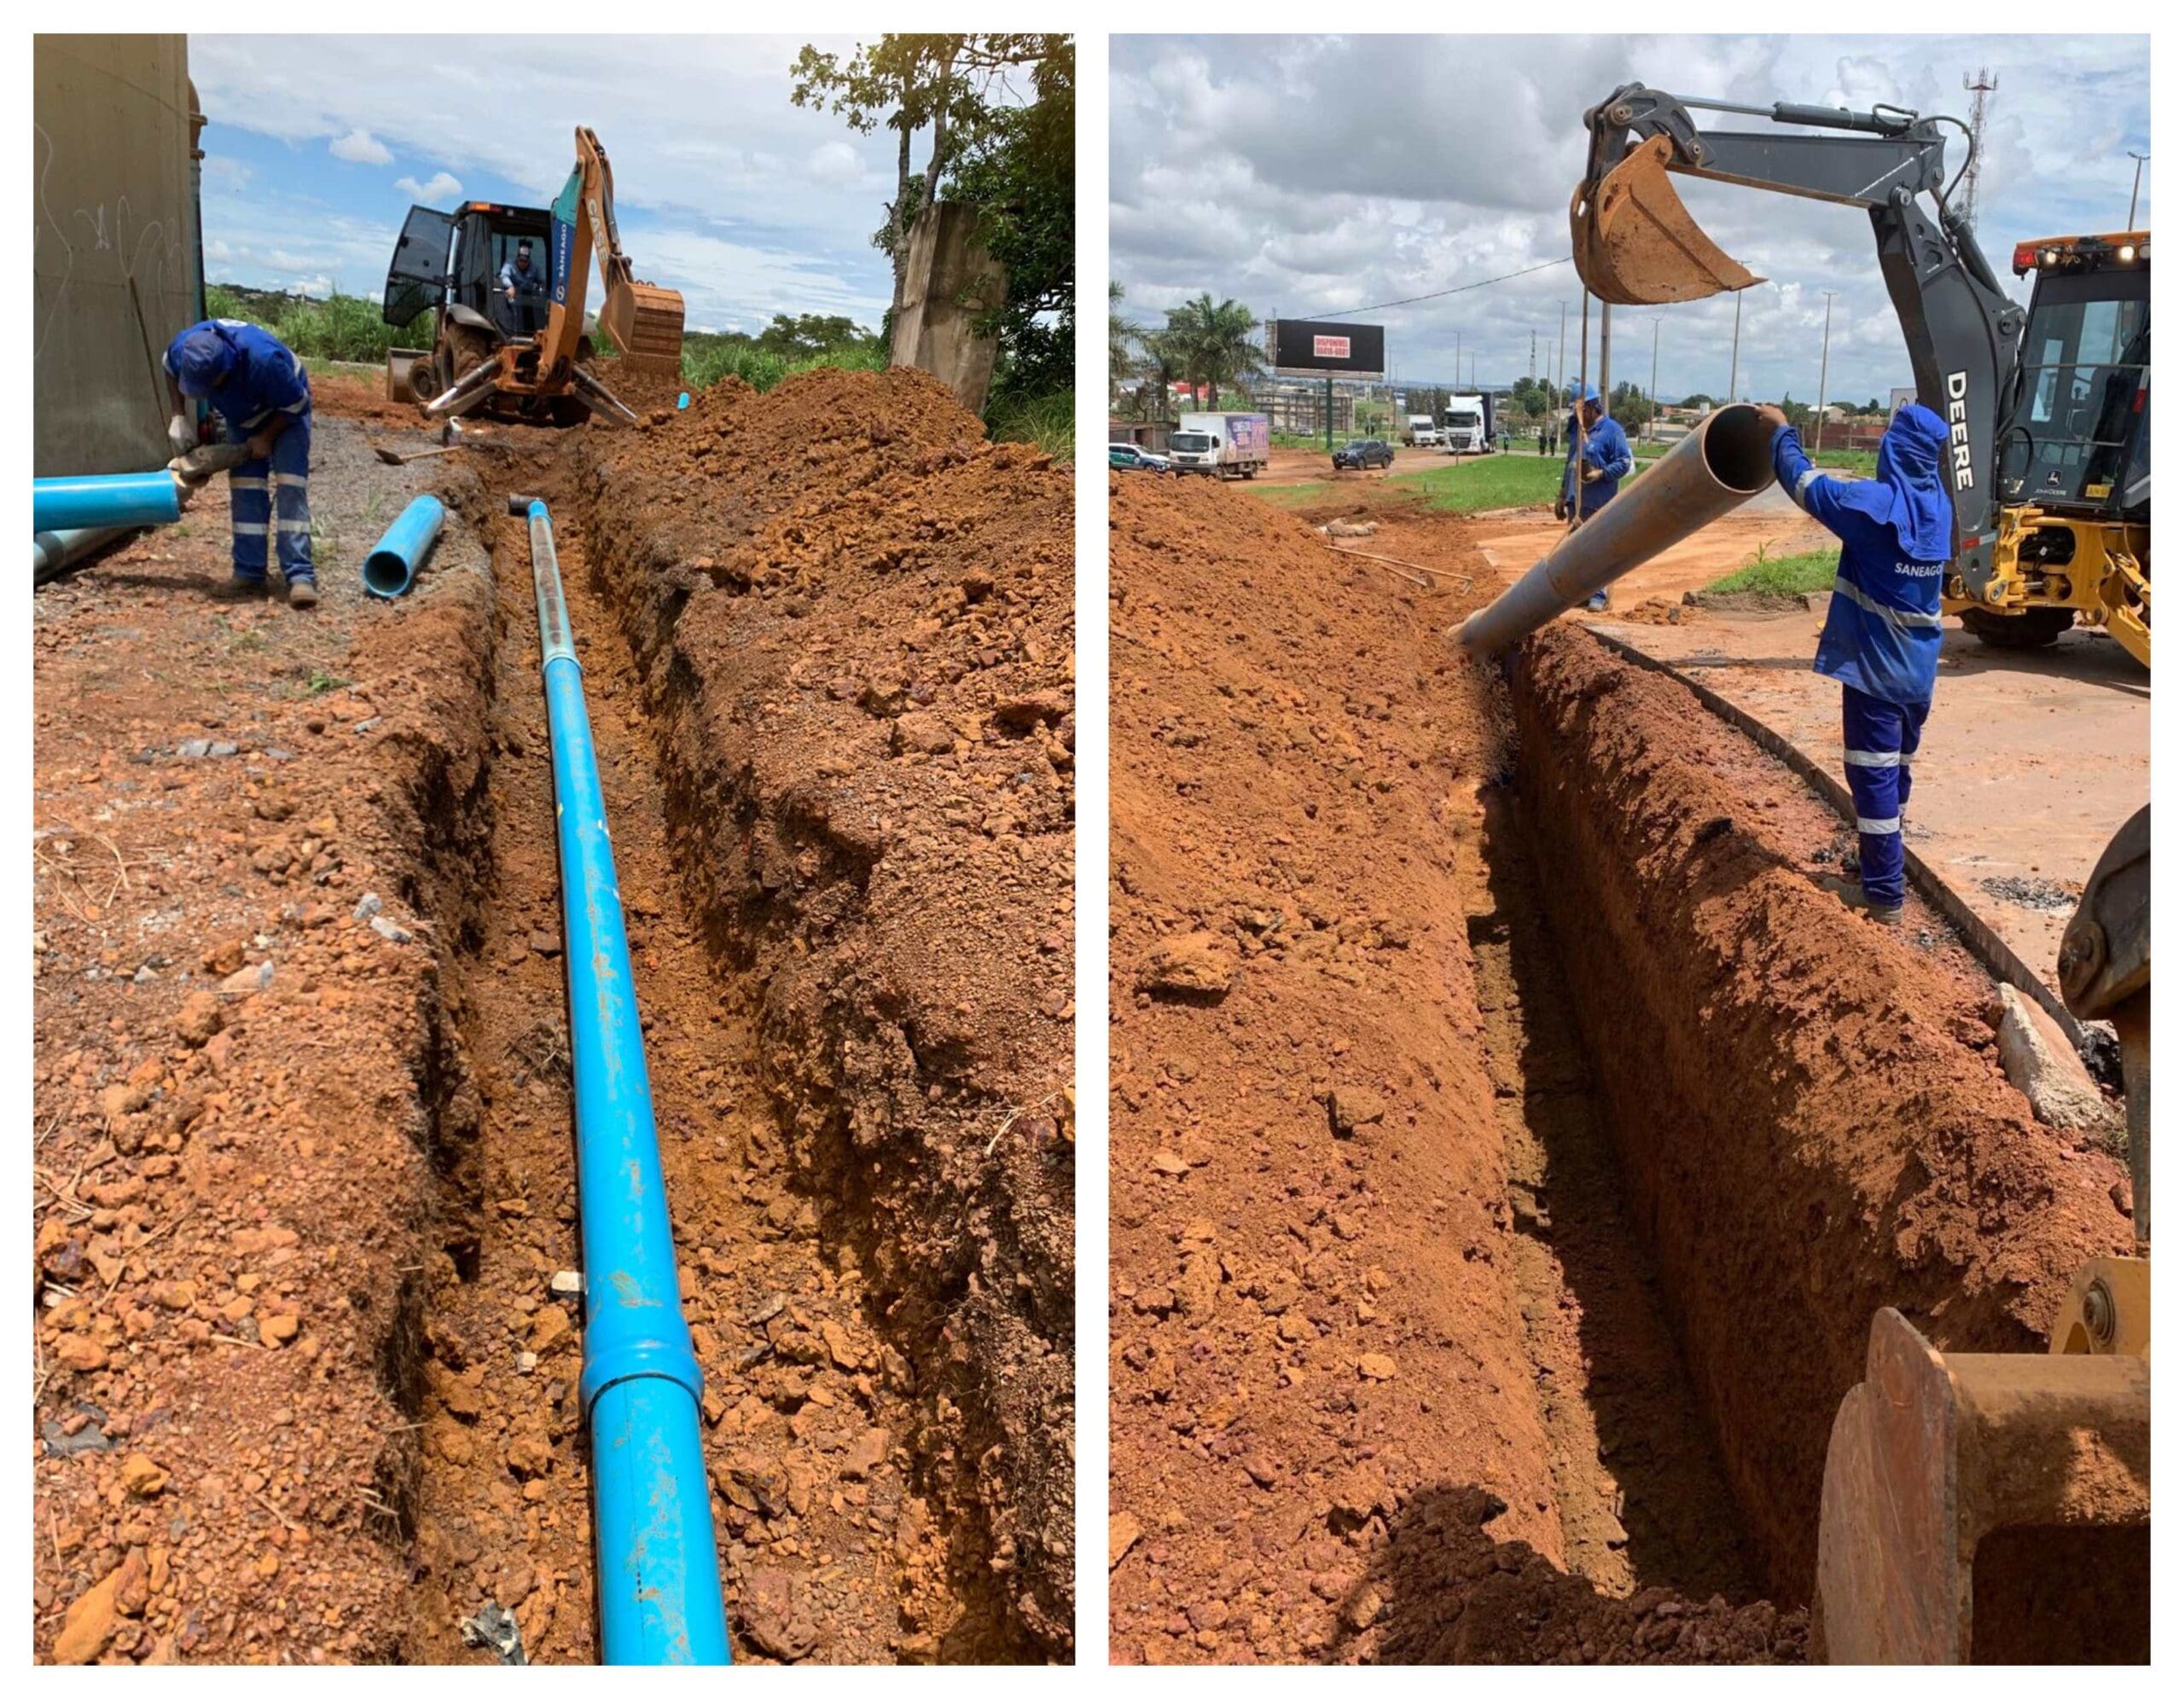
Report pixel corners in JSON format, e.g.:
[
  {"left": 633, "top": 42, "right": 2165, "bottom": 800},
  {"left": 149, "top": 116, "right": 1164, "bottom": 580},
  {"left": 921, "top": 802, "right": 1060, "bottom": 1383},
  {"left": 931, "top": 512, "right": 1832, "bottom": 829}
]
[{"left": 1268, "top": 318, "right": 1385, "bottom": 379}]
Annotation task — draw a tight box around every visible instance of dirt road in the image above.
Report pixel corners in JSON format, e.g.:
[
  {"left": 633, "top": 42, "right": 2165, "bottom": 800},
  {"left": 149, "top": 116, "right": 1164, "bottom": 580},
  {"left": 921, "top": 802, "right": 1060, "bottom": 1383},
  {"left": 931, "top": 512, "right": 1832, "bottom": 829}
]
[{"left": 1585, "top": 608, "right": 2148, "bottom": 994}]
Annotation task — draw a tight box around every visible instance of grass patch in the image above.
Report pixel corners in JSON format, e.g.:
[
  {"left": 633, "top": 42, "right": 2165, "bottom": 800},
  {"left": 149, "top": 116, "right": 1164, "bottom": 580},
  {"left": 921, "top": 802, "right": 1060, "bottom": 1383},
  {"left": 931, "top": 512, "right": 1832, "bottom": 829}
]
[
  {"left": 986, "top": 390, "right": 1073, "bottom": 464},
  {"left": 1705, "top": 544, "right": 1839, "bottom": 596},
  {"left": 1388, "top": 453, "right": 1571, "bottom": 513},
  {"left": 1811, "top": 447, "right": 1878, "bottom": 476},
  {"left": 679, "top": 335, "right": 887, "bottom": 395},
  {"left": 208, "top": 283, "right": 426, "bottom": 365}
]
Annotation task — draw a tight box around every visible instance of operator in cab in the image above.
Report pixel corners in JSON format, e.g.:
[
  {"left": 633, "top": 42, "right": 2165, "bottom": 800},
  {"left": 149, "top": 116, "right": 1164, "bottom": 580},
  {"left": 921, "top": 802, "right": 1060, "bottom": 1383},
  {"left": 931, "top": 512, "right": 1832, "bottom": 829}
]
[
  {"left": 499, "top": 239, "right": 548, "bottom": 337},
  {"left": 1757, "top": 400, "right": 1955, "bottom": 926},
  {"left": 164, "top": 318, "right": 317, "bottom": 608},
  {"left": 1555, "top": 382, "right": 1634, "bottom": 611}
]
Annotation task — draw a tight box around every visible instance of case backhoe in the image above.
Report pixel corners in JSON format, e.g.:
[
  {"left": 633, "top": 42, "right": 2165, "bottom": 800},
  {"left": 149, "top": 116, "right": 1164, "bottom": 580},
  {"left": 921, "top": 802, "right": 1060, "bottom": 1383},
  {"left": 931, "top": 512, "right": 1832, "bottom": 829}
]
[
  {"left": 1571, "top": 86, "right": 2148, "bottom": 664},
  {"left": 380, "top": 126, "right": 683, "bottom": 426}
]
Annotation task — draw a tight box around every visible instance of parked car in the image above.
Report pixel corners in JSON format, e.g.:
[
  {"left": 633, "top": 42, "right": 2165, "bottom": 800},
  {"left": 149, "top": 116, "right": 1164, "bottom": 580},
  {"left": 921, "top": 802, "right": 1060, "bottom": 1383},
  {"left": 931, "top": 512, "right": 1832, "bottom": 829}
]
[
  {"left": 1109, "top": 442, "right": 1173, "bottom": 473},
  {"left": 1333, "top": 438, "right": 1395, "bottom": 471}
]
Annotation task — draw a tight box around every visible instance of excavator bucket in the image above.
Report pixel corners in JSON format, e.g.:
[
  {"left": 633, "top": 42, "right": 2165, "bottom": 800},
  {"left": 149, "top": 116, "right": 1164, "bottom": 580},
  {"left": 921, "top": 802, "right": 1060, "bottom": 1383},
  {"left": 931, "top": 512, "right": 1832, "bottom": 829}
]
[
  {"left": 1571, "top": 134, "right": 1764, "bottom": 305},
  {"left": 1813, "top": 1306, "right": 2150, "bottom": 1664},
  {"left": 600, "top": 280, "right": 686, "bottom": 379}
]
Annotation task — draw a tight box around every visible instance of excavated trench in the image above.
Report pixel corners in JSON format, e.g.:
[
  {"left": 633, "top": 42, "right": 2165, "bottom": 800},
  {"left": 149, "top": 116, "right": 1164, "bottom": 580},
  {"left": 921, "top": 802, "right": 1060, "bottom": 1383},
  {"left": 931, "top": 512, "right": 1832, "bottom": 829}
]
[
  {"left": 1105, "top": 473, "right": 2132, "bottom": 1663},
  {"left": 355, "top": 383, "right": 1074, "bottom": 1666}
]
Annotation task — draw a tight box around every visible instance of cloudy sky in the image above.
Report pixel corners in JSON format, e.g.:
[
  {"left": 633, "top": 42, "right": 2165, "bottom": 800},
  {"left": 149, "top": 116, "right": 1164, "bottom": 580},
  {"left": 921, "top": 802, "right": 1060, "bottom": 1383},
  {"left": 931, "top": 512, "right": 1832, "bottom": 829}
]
[
  {"left": 191, "top": 34, "right": 899, "bottom": 333},
  {"left": 1112, "top": 34, "right": 2152, "bottom": 406}
]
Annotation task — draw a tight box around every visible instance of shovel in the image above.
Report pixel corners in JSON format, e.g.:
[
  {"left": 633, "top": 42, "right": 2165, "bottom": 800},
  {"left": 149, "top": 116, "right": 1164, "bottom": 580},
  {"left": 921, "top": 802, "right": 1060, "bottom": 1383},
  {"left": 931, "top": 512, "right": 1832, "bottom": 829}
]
[{"left": 372, "top": 443, "right": 463, "bottom": 466}]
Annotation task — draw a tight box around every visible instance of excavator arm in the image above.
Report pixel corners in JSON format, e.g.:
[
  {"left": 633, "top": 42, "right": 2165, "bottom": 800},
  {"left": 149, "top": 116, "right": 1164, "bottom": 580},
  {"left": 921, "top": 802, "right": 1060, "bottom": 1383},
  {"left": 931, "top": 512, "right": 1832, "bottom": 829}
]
[
  {"left": 1573, "top": 85, "right": 2026, "bottom": 597},
  {"left": 538, "top": 127, "right": 686, "bottom": 388}
]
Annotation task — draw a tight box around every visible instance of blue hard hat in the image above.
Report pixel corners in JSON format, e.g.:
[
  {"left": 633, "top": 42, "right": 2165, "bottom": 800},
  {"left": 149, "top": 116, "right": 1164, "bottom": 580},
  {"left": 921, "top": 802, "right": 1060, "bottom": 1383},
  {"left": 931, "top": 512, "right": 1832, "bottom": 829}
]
[
  {"left": 1567, "top": 380, "right": 1601, "bottom": 403},
  {"left": 171, "top": 327, "right": 235, "bottom": 397}
]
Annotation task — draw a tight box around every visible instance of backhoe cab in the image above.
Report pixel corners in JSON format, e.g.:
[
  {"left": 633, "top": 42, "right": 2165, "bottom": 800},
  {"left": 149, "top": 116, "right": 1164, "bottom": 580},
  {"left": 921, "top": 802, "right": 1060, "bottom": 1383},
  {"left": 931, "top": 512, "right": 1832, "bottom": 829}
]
[
  {"left": 380, "top": 127, "right": 683, "bottom": 428},
  {"left": 1571, "top": 86, "right": 2149, "bottom": 664}
]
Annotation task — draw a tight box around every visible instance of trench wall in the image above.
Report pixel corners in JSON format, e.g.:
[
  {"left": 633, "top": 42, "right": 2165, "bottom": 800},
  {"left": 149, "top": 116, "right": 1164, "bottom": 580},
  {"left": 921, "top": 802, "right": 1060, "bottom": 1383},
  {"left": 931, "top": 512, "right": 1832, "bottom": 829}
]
[{"left": 1506, "top": 625, "right": 2134, "bottom": 1599}]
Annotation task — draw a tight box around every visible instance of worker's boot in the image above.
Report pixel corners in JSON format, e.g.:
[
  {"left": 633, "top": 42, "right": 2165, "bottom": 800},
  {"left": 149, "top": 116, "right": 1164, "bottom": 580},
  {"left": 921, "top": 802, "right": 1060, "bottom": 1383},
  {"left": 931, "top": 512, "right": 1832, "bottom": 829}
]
[
  {"left": 208, "top": 574, "right": 269, "bottom": 602},
  {"left": 287, "top": 578, "right": 320, "bottom": 610},
  {"left": 1819, "top": 873, "right": 1902, "bottom": 925}
]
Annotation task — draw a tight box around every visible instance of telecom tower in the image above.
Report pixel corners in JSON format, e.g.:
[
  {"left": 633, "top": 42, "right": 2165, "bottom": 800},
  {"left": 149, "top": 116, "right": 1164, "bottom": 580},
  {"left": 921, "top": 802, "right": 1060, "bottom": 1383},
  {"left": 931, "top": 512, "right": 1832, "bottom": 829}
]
[{"left": 1960, "top": 67, "right": 1997, "bottom": 234}]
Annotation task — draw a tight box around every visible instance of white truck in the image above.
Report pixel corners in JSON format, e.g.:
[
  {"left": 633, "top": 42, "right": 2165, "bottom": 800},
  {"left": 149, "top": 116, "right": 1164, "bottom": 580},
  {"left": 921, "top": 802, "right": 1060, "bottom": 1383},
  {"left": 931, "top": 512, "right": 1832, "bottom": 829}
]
[
  {"left": 1442, "top": 393, "right": 1493, "bottom": 455},
  {"left": 1170, "top": 410, "right": 1271, "bottom": 479},
  {"left": 1404, "top": 414, "right": 1442, "bottom": 449}
]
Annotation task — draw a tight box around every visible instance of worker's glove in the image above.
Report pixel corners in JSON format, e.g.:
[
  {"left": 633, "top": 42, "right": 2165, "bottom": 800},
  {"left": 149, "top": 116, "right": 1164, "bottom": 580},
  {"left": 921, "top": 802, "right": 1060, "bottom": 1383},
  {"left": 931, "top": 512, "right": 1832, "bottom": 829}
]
[
  {"left": 1581, "top": 462, "right": 1603, "bottom": 484},
  {"left": 167, "top": 414, "right": 196, "bottom": 457}
]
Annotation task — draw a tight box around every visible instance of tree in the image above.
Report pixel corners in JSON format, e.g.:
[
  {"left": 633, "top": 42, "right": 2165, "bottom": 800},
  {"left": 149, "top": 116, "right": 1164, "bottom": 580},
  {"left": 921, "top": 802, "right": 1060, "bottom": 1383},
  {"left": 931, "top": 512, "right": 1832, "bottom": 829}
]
[
  {"left": 790, "top": 34, "right": 1067, "bottom": 322},
  {"left": 1678, "top": 392, "right": 1714, "bottom": 409},
  {"left": 1608, "top": 379, "right": 1654, "bottom": 435},
  {"left": 1161, "top": 294, "right": 1265, "bottom": 409},
  {"left": 753, "top": 313, "right": 877, "bottom": 358},
  {"left": 1862, "top": 396, "right": 1882, "bottom": 415}
]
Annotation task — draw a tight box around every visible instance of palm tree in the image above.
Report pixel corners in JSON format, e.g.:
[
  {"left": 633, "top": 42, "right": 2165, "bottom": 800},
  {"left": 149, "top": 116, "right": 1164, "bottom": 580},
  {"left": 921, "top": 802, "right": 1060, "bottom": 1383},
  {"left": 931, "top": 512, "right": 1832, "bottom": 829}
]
[{"left": 1162, "top": 293, "right": 1265, "bottom": 409}]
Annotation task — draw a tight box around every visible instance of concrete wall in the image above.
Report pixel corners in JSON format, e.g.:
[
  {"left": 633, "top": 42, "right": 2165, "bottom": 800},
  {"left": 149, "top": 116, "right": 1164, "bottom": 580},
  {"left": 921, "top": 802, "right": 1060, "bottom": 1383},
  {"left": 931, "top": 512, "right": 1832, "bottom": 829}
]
[
  {"left": 888, "top": 203, "right": 1007, "bottom": 416},
  {"left": 34, "top": 35, "right": 204, "bottom": 477}
]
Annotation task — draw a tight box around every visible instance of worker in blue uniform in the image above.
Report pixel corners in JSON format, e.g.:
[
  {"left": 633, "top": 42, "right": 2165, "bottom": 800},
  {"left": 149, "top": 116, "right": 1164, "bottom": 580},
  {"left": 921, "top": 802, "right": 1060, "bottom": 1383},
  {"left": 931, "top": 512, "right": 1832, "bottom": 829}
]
[
  {"left": 165, "top": 319, "right": 317, "bottom": 608},
  {"left": 1555, "top": 383, "right": 1634, "bottom": 612},
  {"left": 1757, "top": 400, "right": 1955, "bottom": 925},
  {"left": 498, "top": 240, "right": 548, "bottom": 338}
]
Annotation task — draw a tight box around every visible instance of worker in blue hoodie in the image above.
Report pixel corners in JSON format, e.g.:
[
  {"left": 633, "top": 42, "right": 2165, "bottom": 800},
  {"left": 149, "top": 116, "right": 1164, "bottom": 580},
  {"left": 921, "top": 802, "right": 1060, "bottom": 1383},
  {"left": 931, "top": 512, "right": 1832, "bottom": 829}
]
[
  {"left": 1757, "top": 400, "right": 1955, "bottom": 925},
  {"left": 1555, "top": 383, "right": 1634, "bottom": 612},
  {"left": 165, "top": 319, "right": 316, "bottom": 607}
]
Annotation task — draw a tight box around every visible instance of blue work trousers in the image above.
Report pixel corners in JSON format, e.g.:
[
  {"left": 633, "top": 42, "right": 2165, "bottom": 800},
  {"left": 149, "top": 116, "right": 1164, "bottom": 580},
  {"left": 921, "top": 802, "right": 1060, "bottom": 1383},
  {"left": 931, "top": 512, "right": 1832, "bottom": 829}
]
[
  {"left": 1842, "top": 682, "right": 1930, "bottom": 908},
  {"left": 224, "top": 409, "right": 313, "bottom": 584}
]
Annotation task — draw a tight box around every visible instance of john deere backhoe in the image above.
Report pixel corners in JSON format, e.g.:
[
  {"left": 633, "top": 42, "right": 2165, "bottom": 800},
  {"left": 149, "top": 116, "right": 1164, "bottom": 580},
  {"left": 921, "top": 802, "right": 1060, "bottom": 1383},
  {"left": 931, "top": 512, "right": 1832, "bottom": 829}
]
[
  {"left": 1571, "top": 89, "right": 2151, "bottom": 1661},
  {"left": 380, "top": 126, "right": 683, "bottom": 426},
  {"left": 1571, "top": 86, "right": 2149, "bottom": 664}
]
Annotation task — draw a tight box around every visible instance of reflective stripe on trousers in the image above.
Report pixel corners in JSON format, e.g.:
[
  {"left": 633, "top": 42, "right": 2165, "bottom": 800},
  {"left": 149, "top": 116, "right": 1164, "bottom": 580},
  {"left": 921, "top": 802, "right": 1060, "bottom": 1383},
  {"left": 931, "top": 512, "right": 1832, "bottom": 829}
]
[
  {"left": 1840, "top": 682, "right": 1930, "bottom": 908},
  {"left": 225, "top": 410, "right": 314, "bottom": 583}
]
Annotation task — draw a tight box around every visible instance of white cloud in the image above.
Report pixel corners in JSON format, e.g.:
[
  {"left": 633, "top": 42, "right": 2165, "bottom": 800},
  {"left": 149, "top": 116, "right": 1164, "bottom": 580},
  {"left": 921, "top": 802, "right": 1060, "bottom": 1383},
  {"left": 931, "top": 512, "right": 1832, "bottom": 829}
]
[
  {"left": 1111, "top": 33, "right": 2150, "bottom": 406},
  {"left": 328, "top": 126, "right": 392, "bottom": 165},
  {"left": 202, "top": 154, "right": 253, "bottom": 188},
  {"left": 292, "top": 274, "right": 335, "bottom": 299},
  {"left": 394, "top": 171, "right": 463, "bottom": 205},
  {"left": 805, "top": 140, "right": 867, "bottom": 188},
  {"left": 189, "top": 34, "right": 905, "bottom": 323}
]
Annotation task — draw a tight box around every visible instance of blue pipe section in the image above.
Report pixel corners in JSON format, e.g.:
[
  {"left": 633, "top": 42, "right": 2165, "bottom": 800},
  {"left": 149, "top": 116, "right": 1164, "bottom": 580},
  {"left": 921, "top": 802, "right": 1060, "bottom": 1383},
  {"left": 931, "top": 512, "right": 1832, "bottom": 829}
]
[
  {"left": 32, "top": 472, "right": 183, "bottom": 534},
  {"left": 361, "top": 494, "right": 445, "bottom": 599},
  {"left": 516, "top": 495, "right": 729, "bottom": 1666}
]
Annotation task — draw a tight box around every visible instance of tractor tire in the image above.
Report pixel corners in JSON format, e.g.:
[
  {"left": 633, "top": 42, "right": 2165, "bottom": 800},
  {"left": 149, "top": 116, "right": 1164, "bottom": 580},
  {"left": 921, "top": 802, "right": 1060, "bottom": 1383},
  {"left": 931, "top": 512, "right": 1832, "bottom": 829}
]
[{"left": 1960, "top": 606, "right": 2077, "bottom": 650}]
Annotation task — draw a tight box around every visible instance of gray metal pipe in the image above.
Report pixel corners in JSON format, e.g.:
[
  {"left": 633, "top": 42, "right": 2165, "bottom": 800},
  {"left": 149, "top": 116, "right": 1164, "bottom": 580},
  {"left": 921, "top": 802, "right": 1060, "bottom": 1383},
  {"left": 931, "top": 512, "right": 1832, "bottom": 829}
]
[
  {"left": 1452, "top": 403, "right": 1778, "bottom": 656},
  {"left": 33, "top": 526, "right": 134, "bottom": 583},
  {"left": 422, "top": 361, "right": 502, "bottom": 420}
]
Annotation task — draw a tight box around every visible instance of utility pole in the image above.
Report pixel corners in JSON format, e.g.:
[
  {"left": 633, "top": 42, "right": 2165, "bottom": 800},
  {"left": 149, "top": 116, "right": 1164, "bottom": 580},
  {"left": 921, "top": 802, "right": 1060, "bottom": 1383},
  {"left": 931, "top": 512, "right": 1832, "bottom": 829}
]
[
  {"left": 1728, "top": 287, "right": 1743, "bottom": 403},
  {"left": 1815, "top": 290, "right": 1837, "bottom": 450},
  {"left": 2129, "top": 150, "right": 2150, "bottom": 228},
  {"left": 1529, "top": 328, "right": 1537, "bottom": 382},
  {"left": 1600, "top": 301, "right": 1613, "bottom": 424},
  {"left": 1647, "top": 315, "right": 1662, "bottom": 443},
  {"left": 1960, "top": 68, "right": 1996, "bottom": 234},
  {"left": 1557, "top": 301, "right": 1566, "bottom": 397}
]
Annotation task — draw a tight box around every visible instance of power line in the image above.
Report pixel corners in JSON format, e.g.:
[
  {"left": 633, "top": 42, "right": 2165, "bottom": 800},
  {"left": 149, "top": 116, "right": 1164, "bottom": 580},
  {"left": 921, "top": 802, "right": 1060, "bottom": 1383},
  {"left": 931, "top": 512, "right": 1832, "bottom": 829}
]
[{"left": 1336, "top": 256, "right": 1571, "bottom": 316}]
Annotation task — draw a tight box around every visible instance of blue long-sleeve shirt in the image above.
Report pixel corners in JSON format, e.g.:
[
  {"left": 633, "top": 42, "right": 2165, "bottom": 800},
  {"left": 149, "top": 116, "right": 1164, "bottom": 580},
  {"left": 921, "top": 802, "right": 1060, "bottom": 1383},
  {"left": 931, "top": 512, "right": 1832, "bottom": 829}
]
[
  {"left": 498, "top": 258, "right": 548, "bottom": 299},
  {"left": 1771, "top": 425, "right": 1945, "bottom": 705},
  {"left": 1562, "top": 413, "right": 1633, "bottom": 517},
  {"left": 162, "top": 319, "right": 310, "bottom": 432}
]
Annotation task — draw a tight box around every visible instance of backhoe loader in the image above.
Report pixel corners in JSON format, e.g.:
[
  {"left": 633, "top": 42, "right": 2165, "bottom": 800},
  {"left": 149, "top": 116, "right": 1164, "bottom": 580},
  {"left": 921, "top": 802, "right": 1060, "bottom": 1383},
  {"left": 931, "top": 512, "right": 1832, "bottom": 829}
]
[
  {"left": 380, "top": 127, "right": 683, "bottom": 426},
  {"left": 1572, "top": 91, "right": 2151, "bottom": 1661},
  {"left": 1571, "top": 86, "right": 2149, "bottom": 664}
]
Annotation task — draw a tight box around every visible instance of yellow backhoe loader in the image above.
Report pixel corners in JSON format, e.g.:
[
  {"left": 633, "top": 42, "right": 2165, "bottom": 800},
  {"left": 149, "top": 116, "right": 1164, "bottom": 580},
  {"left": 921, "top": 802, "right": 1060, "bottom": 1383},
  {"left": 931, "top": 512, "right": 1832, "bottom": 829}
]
[
  {"left": 1573, "top": 89, "right": 2152, "bottom": 1661},
  {"left": 380, "top": 126, "right": 683, "bottom": 426},
  {"left": 1571, "top": 86, "right": 2148, "bottom": 664}
]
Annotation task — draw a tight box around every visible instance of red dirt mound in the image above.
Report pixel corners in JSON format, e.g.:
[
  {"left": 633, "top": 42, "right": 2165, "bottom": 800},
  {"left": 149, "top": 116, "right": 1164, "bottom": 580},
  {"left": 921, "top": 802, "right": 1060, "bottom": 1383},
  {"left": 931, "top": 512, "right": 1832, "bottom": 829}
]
[
  {"left": 578, "top": 366, "right": 1076, "bottom": 1658},
  {"left": 1507, "top": 624, "right": 2135, "bottom": 1598}
]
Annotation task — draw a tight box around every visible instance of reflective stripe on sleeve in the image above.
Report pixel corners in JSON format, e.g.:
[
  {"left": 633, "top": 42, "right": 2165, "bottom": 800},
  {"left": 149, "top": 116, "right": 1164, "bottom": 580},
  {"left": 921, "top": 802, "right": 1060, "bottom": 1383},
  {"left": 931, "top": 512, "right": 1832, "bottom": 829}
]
[
  {"left": 1833, "top": 576, "right": 1943, "bottom": 629},
  {"left": 1856, "top": 815, "right": 1902, "bottom": 835},
  {"left": 1794, "top": 467, "right": 1825, "bottom": 509}
]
